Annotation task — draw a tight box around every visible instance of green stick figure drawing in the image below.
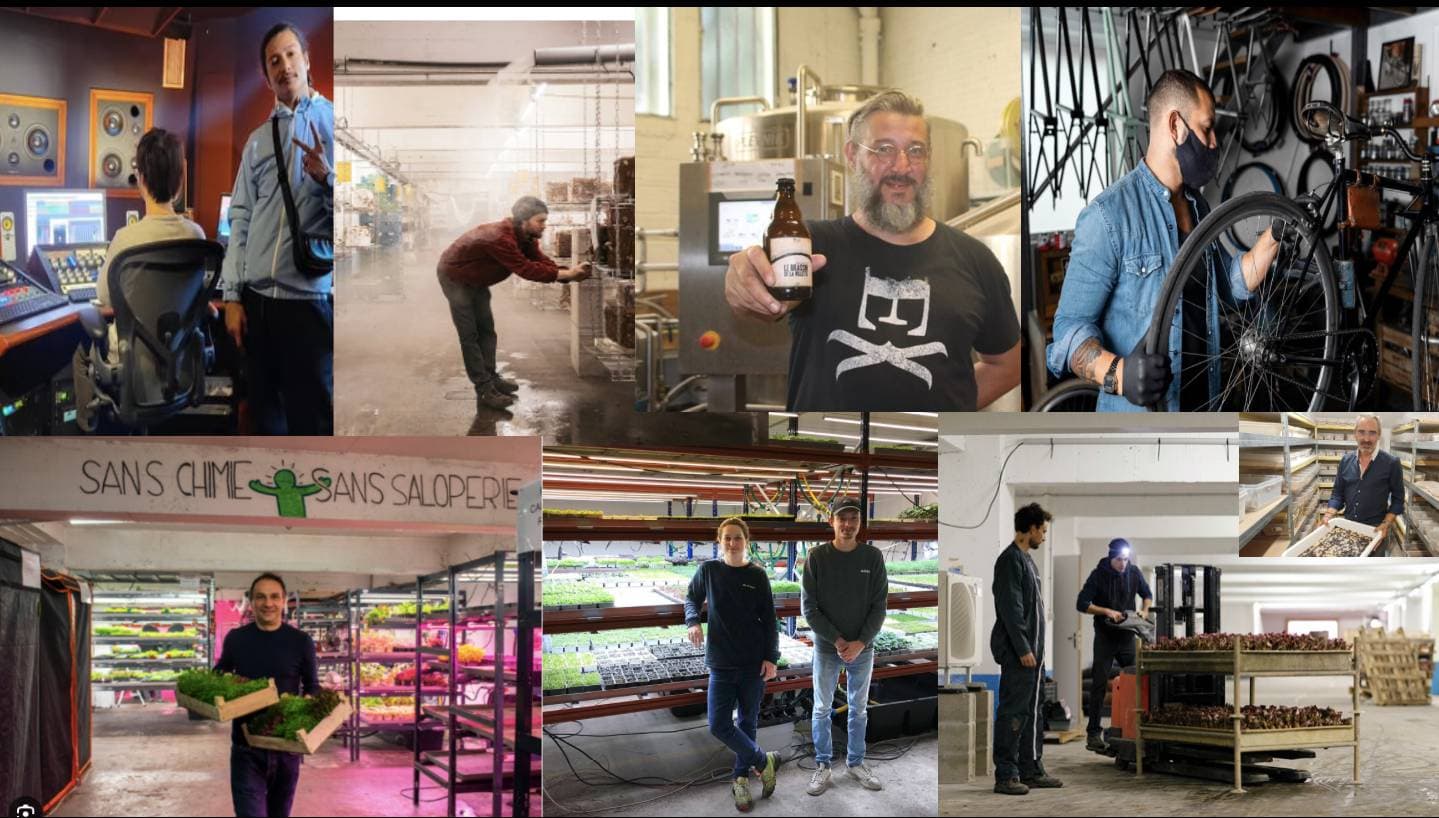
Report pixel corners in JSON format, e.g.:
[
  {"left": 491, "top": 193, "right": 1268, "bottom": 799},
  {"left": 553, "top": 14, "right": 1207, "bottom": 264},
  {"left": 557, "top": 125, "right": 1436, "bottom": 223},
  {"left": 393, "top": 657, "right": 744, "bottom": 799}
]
[{"left": 249, "top": 469, "right": 331, "bottom": 519}]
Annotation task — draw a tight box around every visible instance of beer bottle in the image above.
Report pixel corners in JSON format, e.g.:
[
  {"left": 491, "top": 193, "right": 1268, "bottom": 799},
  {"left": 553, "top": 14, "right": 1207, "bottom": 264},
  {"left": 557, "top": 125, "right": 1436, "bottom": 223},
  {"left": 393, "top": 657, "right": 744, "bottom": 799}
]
[{"left": 764, "top": 177, "right": 812, "bottom": 301}]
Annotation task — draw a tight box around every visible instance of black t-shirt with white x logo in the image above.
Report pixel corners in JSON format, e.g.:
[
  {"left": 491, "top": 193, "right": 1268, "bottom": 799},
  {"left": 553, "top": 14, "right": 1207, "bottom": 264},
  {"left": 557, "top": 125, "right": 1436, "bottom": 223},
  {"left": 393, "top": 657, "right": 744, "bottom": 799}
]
[{"left": 785, "top": 216, "right": 1019, "bottom": 410}]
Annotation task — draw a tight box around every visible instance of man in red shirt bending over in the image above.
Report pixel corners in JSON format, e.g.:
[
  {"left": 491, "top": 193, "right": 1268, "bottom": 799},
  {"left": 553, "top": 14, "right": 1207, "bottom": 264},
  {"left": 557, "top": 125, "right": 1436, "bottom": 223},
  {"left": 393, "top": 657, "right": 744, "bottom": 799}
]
[{"left": 437, "top": 195, "right": 592, "bottom": 410}]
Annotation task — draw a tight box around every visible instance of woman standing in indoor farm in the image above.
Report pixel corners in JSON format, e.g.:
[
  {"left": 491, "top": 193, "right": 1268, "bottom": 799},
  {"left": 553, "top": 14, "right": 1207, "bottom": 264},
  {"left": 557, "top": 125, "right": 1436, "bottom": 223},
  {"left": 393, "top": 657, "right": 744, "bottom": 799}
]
[{"left": 685, "top": 518, "right": 782, "bottom": 812}]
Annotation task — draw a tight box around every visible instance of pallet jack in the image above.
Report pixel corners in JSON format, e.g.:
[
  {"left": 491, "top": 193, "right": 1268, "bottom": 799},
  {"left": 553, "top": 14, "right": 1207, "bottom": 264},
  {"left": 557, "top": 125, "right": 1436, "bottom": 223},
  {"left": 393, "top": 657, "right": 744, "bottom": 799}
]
[{"left": 1093, "top": 564, "right": 1318, "bottom": 786}]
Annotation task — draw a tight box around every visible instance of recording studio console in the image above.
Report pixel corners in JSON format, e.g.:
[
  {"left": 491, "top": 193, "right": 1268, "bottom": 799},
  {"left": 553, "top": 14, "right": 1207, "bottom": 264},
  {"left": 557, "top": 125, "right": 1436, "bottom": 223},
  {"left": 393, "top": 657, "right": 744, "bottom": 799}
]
[{"left": 29, "top": 242, "right": 107, "bottom": 302}]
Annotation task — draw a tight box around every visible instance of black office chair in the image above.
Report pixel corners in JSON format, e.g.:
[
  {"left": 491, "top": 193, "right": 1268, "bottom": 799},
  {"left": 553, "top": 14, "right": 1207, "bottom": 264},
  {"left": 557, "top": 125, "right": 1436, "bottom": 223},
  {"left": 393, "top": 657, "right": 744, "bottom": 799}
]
[{"left": 74, "top": 239, "right": 224, "bottom": 432}]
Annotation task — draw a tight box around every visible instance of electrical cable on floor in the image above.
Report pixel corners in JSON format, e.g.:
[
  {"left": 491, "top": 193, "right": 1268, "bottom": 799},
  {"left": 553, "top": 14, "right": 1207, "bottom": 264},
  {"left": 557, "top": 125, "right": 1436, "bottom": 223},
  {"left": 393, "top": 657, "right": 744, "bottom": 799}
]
[
  {"left": 398, "top": 785, "right": 453, "bottom": 804},
  {"left": 544, "top": 706, "right": 933, "bottom": 813}
]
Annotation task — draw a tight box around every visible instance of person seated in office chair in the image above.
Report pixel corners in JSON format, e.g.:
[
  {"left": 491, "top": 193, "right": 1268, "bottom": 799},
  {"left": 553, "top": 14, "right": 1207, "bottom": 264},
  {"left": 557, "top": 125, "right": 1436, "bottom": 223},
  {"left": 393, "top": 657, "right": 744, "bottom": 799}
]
[
  {"left": 72, "top": 127, "right": 206, "bottom": 431},
  {"left": 94, "top": 127, "right": 207, "bottom": 360}
]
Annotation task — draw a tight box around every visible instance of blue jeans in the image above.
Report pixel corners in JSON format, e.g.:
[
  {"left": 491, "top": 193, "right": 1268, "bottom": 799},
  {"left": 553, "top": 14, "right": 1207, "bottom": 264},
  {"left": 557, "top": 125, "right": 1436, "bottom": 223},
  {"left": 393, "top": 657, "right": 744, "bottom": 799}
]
[
  {"left": 811, "top": 647, "right": 874, "bottom": 767},
  {"left": 708, "top": 666, "right": 767, "bottom": 778},
  {"left": 230, "top": 744, "right": 301, "bottom": 817}
]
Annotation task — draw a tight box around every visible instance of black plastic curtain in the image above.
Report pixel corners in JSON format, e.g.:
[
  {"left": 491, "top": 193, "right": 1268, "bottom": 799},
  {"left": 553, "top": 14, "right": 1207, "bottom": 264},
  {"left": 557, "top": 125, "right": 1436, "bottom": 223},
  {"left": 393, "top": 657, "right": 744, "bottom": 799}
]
[{"left": 0, "top": 559, "right": 42, "bottom": 809}]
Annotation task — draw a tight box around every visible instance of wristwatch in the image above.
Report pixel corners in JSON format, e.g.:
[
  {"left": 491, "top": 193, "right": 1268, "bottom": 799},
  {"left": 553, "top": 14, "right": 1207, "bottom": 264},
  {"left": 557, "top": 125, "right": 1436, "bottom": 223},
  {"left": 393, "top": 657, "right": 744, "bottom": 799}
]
[{"left": 1102, "top": 357, "right": 1121, "bottom": 395}]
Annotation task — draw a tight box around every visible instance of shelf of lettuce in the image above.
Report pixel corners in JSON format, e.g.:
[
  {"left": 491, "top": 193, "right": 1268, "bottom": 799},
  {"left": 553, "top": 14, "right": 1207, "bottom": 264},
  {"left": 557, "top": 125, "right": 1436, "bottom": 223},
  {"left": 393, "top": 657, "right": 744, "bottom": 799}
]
[
  {"left": 91, "top": 591, "right": 211, "bottom": 694},
  {"left": 541, "top": 556, "right": 939, "bottom": 722},
  {"left": 348, "top": 591, "right": 459, "bottom": 737},
  {"left": 403, "top": 552, "right": 539, "bottom": 818}
]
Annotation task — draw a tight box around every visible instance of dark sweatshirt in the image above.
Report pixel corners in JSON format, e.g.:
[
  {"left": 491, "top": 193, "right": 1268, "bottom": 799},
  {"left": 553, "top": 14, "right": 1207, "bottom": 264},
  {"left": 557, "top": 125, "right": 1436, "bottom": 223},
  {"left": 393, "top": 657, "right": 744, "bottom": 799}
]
[
  {"left": 1076, "top": 557, "right": 1153, "bottom": 630},
  {"left": 800, "top": 542, "right": 888, "bottom": 654},
  {"left": 684, "top": 559, "right": 780, "bottom": 670},
  {"left": 990, "top": 542, "right": 1044, "bottom": 666},
  {"left": 214, "top": 622, "right": 318, "bottom": 746},
  {"left": 437, "top": 219, "right": 560, "bottom": 287}
]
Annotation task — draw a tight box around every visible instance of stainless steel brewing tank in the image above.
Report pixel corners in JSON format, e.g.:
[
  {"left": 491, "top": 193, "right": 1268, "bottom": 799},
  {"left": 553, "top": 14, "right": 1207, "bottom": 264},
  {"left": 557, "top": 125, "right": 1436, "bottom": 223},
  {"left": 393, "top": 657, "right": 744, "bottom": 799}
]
[{"left": 712, "top": 103, "right": 972, "bottom": 221}]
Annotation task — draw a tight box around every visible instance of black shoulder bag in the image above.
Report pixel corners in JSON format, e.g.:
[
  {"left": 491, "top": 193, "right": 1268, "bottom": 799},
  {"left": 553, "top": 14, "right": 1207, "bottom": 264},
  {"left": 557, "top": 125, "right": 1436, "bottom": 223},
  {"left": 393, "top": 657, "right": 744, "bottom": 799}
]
[{"left": 270, "top": 114, "right": 333, "bottom": 279}]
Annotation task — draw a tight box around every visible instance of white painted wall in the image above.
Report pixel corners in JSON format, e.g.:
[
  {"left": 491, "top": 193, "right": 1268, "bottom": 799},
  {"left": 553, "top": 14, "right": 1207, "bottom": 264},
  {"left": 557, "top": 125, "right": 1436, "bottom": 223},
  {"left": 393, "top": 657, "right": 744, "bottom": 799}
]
[{"left": 939, "top": 431, "right": 1238, "bottom": 687}]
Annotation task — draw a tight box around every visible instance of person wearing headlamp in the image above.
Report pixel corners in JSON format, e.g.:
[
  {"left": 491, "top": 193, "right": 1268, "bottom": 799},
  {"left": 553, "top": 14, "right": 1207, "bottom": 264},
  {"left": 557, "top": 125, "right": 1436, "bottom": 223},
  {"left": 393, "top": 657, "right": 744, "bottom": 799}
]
[{"left": 1076, "top": 538, "right": 1152, "bottom": 751}]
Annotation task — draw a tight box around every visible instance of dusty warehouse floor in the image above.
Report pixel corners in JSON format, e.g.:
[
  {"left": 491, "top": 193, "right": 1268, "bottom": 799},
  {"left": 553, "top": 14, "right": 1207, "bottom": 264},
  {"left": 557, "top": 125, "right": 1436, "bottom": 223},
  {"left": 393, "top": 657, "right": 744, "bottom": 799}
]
[
  {"left": 50, "top": 705, "right": 526, "bottom": 818},
  {"left": 334, "top": 245, "right": 756, "bottom": 445},
  {"left": 542, "top": 706, "right": 939, "bottom": 817},
  {"left": 940, "top": 683, "right": 1439, "bottom": 817}
]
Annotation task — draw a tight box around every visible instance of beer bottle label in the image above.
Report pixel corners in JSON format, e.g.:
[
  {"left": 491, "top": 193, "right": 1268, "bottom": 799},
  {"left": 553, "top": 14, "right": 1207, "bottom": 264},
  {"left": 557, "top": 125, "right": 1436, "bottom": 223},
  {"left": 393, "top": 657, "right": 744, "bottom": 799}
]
[{"left": 769, "top": 236, "right": 812, "bottom": 287}]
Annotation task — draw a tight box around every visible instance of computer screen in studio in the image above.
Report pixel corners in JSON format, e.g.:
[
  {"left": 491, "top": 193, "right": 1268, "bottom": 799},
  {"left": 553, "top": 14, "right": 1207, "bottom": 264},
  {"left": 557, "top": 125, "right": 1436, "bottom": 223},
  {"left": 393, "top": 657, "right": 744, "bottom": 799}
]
[{"left": 25, "top": 189, "right": 106, "bottom": 256}]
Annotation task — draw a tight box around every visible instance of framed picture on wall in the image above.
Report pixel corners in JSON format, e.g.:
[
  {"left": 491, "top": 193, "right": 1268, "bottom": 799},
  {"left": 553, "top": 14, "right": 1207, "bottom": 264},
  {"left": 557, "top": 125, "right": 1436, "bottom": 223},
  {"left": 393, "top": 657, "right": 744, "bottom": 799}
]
[{"left": 1377, "top": 36, "right": 1415, "bottom": 92}]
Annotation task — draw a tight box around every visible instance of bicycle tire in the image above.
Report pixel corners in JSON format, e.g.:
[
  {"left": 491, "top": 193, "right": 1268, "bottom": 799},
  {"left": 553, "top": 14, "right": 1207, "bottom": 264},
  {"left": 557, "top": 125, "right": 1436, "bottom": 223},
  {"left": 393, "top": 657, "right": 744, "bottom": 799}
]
[
  {"left": 1241, "top": 54, "right": 1288, "bottom": 154},
  {"left": 1297, "top": 149, "right": 1339, "bottom": 237},
  {"left": 1030, "top": 378, "right": 1100, "bottom": 412},
  {"left": 1221, "top": 162, "right": 1285, "bottom": 250},
  {"left": 1411, "top": 228, "right": 1439, "bottom": 409},
  {"left": 1292, "top": 54, "right": 1350, "bottom": 145},
  {"left": 1144, "top": 192, "right": 1339, "bottom": 411}
]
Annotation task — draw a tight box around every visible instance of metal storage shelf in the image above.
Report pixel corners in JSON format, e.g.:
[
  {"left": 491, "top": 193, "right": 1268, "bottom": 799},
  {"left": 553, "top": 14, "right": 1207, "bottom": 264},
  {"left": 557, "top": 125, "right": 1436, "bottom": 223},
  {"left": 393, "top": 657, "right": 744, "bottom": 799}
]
[
  {"left": 1135, "top": 641, "right": 1360, "bottom": 793},
  {"left": 1238, "top": 495, "right": 1288, "bottom": 548},
  {"left": 543, "top": 517, "right": 937, "bottom": 542},
  {"left": 543, "top": 589, "right": 937, "bottom": 633}
]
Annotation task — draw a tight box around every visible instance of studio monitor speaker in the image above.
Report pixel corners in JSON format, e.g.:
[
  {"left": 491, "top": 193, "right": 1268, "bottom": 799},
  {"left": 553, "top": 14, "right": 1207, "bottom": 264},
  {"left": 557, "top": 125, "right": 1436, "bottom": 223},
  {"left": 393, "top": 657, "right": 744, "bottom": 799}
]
[
  {"left": 89, "top": 88, "right": 153, "bottom": 195},
  {"left": 0, "top": 93, "right": 66, "bottom": 186}
]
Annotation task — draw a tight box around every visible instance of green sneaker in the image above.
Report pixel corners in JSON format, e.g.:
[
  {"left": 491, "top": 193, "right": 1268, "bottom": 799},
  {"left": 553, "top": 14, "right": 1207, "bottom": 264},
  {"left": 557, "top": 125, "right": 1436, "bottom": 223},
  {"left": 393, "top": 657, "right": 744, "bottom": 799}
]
[
  {"left": 733, "top": 777, "right": 753, "bottom": 812},
  {"left": 760, "top": 751, "right": 780, "bottom": 798}
]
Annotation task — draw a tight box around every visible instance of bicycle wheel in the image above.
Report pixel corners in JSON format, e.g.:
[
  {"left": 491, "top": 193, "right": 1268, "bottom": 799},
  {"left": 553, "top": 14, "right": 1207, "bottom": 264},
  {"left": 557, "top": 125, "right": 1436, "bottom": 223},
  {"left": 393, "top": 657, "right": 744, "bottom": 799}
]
[
  {"left": 1410, "top": 226, "right": 1439, "bottom": 409},
  {"left": 1144, "top": 192, "right": 1339, "bottom": 411},
  {"left": 1239, "top": 54, "right": 1288, "bottom": 154},
  {"left": 1030, "top": 378, "right": 1099, "bottom": 412},
  {"left": 1221, "top": 162, "right": 1284, "bottom": 251}
]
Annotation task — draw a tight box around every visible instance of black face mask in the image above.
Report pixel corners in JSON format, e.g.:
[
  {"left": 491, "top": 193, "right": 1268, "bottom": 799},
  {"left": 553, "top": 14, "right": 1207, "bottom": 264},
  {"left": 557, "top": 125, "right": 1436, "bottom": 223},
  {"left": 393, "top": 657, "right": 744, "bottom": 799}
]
[{"left": 1174, "top": 113, "right": 1218, "bottom": 189}]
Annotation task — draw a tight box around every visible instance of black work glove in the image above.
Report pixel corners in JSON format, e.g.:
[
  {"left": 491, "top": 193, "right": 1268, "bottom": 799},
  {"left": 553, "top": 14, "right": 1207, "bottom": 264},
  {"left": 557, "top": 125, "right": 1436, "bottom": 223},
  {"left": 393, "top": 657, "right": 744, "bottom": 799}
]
[{"left": 1122, "top": 341, "right": 1171, "bottom": 408}]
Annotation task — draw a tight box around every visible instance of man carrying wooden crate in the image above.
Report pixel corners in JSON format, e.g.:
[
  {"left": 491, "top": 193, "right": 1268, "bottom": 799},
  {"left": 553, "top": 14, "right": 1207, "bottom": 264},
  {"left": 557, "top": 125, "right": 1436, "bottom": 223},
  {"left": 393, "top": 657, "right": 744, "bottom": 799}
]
[{"left": 215, "top": 573, "right": 318, "bottom": 817}]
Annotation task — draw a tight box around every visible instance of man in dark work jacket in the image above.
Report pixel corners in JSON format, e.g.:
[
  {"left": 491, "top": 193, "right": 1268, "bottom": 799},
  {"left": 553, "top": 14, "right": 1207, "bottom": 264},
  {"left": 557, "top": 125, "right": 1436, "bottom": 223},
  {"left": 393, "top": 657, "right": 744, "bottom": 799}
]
[
  {"left": 991, "top": 503, "right": 1062, "bottom": 796},
  {"left": 215, "top": 573, "right": 317, "bottom": 818},
  {"left": 436, "top": 196, "right": 593, "bottom": 411}
]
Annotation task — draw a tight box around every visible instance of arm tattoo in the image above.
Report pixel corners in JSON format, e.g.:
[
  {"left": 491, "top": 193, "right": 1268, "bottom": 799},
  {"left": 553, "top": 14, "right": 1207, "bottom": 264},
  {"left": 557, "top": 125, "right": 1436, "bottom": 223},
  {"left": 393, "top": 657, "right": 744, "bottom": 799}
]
[{"left": 1071, "top": 338, "right": 1106, "bottom": 383}]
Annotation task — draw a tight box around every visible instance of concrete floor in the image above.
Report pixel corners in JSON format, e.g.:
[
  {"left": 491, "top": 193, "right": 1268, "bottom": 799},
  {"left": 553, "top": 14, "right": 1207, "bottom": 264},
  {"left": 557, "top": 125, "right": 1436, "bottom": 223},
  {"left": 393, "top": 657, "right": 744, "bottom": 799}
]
[
  {"left": 335, "top": 244, "right": 756, "bottom": 445},
  {"left": 940, "top": 680, "right": 1439, "bottom": 816},
  {"left": 542, "top": 704, "right": 938, "bottom": 816},
  {"left": 51, "top": 703, "right": 530, "bottom": 817}
]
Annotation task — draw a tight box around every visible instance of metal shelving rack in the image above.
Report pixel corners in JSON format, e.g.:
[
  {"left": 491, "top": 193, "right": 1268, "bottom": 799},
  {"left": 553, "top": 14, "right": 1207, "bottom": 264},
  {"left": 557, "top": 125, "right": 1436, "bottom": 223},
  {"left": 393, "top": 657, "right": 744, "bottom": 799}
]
[
  {"left": 1393, "top": 419, "right": 1439, "bottom": 556},
  {"left": 344, "top": 588, "right": 455, "bottom": 761},
  {"left": 1238, "top": 413, "right": 1346, "bottom": 555},
  {"left": 90, "top": 582, "right": 213, "bottom": 701},
  {"left": 409, "top": 551, "right": 539, "bottom": 818},
  {"left": 1134, "top": 641, "right": 1361, "bottom": 794}
]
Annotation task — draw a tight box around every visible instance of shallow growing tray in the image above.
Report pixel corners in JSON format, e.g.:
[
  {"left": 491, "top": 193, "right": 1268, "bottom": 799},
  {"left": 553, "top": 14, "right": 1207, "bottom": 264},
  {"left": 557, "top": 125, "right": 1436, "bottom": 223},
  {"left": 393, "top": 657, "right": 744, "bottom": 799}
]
[
  {"left": 243, "top": 700, "right": 353, "bottom": 754},
  {"left": 175, "top": 678, "right": 279, "bottom": 722},
  {"left": 1137, "top": 722, "right": 1355, "bottom": 752},
  {"left": 1282, "top": 518, "right": 1382, "bottom": 558},
  {"left": 1140, "top": 649, "right": 1354, "bottom": 675}
]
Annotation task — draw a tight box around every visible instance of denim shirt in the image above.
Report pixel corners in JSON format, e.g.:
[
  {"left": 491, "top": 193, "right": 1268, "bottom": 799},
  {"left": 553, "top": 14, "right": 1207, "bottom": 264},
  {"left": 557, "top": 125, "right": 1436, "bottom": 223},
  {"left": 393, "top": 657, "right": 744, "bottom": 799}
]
[
  {"left": 1045, "top": 161, "right": 1251, "bottom": 411},
  {"left": 220, "top": 92, "right": 334, "bottom": 302}
]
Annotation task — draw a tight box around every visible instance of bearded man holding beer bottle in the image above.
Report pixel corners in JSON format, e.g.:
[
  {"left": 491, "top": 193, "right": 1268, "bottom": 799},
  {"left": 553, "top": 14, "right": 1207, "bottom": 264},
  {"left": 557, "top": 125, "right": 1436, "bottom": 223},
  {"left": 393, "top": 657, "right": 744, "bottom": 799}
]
[{"left": 724, "top": 89, "right": 1020, "bottom": 411}]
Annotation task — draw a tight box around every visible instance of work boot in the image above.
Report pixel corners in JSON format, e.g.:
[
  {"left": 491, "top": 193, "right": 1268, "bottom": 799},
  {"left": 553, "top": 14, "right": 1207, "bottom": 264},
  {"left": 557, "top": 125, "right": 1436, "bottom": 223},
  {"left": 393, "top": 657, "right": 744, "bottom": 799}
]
[
  {"left": 732, "top": 777, "right": 753, "bottom": 812},
  {"left": 1021, "top": 773, "right": 1064, "bottom": 789},
  {"left": 476, "top": 383, "right": 515, "bottom": 411},
  {"left": 993, "top": 778, "right": 1029, "bottom": 795},
  {"left": 1086, "top": 732, "right": 1107, "bottom": 752},
  {"left": 491, "top": 374, "right": 520, "bottom": 395},
  {"left": 807, "top": 763, "right": 831, "bottom": 795},
  {"left": 845, "top": 761, "right": 882, "bottom": 791},
  {"left": 759, "top": 751, "right": 779, "bottom": 798}
]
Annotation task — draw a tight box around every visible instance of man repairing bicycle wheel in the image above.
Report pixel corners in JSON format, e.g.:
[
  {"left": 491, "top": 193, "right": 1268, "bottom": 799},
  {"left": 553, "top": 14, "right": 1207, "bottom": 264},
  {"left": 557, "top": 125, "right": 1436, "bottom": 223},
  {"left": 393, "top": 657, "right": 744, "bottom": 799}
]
[{"left": 1045, "top": 69, "right": 1284, "bottom": 411}]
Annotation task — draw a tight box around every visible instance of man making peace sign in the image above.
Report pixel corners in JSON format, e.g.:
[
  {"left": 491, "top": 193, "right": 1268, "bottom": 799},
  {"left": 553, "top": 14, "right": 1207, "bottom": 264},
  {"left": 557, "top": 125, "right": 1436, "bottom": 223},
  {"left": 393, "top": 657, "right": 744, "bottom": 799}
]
[{"left": 220, "top": 21, "right": 335, "bottom": 434}]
